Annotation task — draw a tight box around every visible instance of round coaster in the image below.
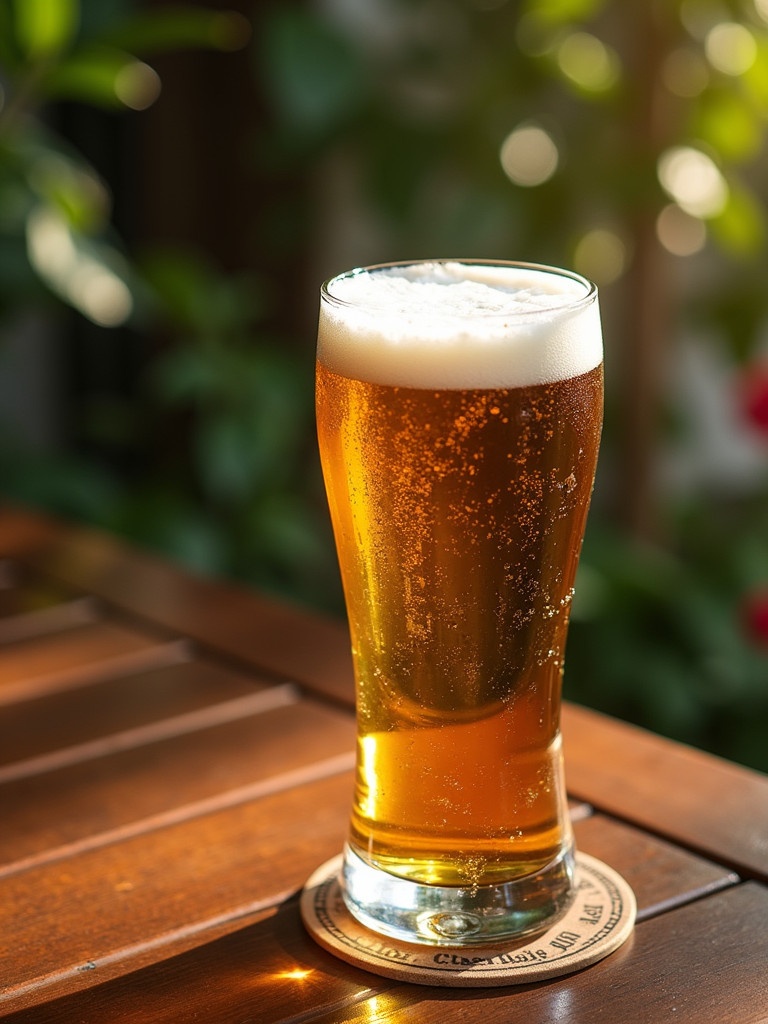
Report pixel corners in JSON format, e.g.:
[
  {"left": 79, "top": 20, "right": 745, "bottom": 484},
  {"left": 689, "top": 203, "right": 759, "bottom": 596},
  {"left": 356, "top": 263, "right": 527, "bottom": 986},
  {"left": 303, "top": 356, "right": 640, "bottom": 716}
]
[{"left": 301, "top": 852, "right": 635, "bottom": 987}]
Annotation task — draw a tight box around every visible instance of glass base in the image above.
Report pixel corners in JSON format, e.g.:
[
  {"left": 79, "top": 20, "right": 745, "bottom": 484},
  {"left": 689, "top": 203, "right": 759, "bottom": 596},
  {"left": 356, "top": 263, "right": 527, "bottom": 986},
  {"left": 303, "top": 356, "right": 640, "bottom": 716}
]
[{"left": 340, "top": 843, "right": 576, "bottom": 946}]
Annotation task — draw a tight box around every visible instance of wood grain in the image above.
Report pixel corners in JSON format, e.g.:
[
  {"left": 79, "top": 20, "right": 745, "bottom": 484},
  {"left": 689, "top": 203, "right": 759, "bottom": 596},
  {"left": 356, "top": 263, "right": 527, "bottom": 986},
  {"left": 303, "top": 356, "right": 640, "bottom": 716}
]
[
  {"left": 573, "top": 814, "right": 738, "bottom": 920},
  {"left": 0, "top": 800, "right": 739, "bottom": 1016},
  {"left": 0, "top": 507, "right": 356, "bottom": 706},
  {"left": 0, "top": 622, "right": 176, "bottom": 703},
  {"left": 308, "top": 884, "right": 768, "bottom": 1024},
  {"left": 0, "top": 507, "right": 765, "bottom": 1024},
  {"left": 0, "top": 597, "right": 97, "bottom": 645},
  {"left": 564, "top": 702, "right": 768, "bottom": 881},
  {"left": 3, "top": 879, "right": 764, "bottom": 1024},
  {"left": 0, "top": 771, "right": 354, "bottom": 1010},
  {"left": 0, "top": 659, "right": 263, "bottom": 766},
  {"left": 0, "top": 696, "right": 355, "bottom": 868}
]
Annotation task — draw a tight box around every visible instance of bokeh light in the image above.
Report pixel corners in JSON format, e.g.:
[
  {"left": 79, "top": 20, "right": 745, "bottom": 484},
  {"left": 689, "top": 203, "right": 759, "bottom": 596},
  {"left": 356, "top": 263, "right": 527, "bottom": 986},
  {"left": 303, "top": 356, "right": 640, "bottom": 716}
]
[
  {"left": 115, "top": 61, "right": 162, "bottom": 111},
  {"left": 705, "top": 22, "right": 757, "bottom": 75},
  {"left": 26, "top": 207, "right": 133, "bottom": 327},
  {"left": 573, "top": 229, "right": 628, "bottom": 285},
  {"left": 556, "top": 32, "right": 620, "bottom": 92},
  {"left": 499, "top": 124, "right": 559, "bottom": 186},
  {"left": 656, "top": 203, "right": 707, "bottom": 256},
  {"left": 657, "top": 146, "right": 728, "bottom": 218}
]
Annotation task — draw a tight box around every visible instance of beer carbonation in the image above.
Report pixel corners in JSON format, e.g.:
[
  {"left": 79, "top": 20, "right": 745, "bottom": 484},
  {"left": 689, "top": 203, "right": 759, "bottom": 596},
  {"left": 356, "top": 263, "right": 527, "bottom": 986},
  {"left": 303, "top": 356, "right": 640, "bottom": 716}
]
[{"left": 317, "top": 262, "right": 603, "bottom": 893}]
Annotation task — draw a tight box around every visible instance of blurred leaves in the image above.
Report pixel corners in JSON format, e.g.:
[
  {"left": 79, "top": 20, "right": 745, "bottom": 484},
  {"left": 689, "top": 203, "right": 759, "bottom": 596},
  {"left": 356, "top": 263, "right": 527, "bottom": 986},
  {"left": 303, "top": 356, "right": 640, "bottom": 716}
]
[
  {"left": 0, "top": 0, "right": 250, "bottom": 326},
  {"left": 691, "top": 88, "right": 763, "bottom": 162},
  {"left": 101, "top": 8, "right": 251, "bottom": 54},
  {"left": 253, "top": 0, "right": 768, "bottom": 770},
  {"left": 24, "top": 143, "right": 110, "bottom": 231},
  {"left": 522, "top": 0, "right": 608, "bottom": 25},
  {"left": 13, "top": 0, "right": 79, "bottom": 59},
  {"left": 0, "top": 0, "right": 339, "bottom": 606},
  {"left": 569, "top": 514, "right": 768, "bottom": 771},
  {"left": 135, "top": 248, "right": 336, "bottom": 603},
  {"left": 0, "top": 438, "right": 120, "bottom": 520},
  {"left": 42, "top": 47, "right": 161, "bottom": 110},
  {"left": 709, "top": 180, "right": 766, "bottom": 255},
  {"left": 260, "top": 8, "right": 366, "bottom": 142},
  {"left": 0, "top": 0, "right": 248, "bottom": 111},
  {"left": 1, "top": 0, "right": 768, "bottom": 768}
]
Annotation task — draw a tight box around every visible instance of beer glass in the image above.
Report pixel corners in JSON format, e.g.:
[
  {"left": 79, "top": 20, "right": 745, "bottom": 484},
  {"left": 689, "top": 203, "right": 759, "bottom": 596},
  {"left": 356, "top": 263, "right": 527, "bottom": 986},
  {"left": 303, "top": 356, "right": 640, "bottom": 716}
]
[{"left": 316, "top": 260, "right": 603, "bottom": 945}]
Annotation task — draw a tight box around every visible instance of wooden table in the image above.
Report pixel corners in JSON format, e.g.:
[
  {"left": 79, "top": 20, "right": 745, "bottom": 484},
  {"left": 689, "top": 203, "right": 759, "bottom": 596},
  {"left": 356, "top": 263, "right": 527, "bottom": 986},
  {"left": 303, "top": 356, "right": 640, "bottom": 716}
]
[{"left": 0, "top": 506, "right": 766, "bottom": 1023}]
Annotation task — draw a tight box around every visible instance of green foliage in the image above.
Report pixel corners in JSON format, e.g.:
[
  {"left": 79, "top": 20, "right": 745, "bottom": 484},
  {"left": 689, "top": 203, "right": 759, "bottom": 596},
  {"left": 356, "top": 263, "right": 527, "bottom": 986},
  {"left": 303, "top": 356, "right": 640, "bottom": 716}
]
[
  {"left": 13, "top": 0, "right": 80, "bottom": 59},
  {"left": 100, "top": 8, "right": 250, "bottom": 53},
  {"left": 112, "top": 248, "right": 338, "bottom": 606},
  {"left": 1, "top": 0, "right": 767, "bottom": 770},
  {"left": 255, "top": 0, "right": 768, "bottom": 770},
  {"left": 0, "top": 0, "right": 340, "bottom": 608},
  {"left": 260, "top": 8, "right": 366, "bottom": 140},
  {"left": 0, "top": 0, "right": 249, "bottom": 323},
  {"left": 568, "top": 514, "right": 768, "bottom": 772}
]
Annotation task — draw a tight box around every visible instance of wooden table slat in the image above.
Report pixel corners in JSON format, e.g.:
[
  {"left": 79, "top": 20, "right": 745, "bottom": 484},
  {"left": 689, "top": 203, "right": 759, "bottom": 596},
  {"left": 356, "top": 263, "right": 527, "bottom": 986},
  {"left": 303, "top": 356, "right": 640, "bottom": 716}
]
[
  {"left": 0, "top": 684, "right": 301, "bottom": 787},
  {"left": 0, "top": 597, "right": 99, "bottom": 645},
  {"left": 0, "top": 659, "right": 271, "bottom": 766},
  {"left": 0, "top": 622, "right": 181, "bottom": 706},
  {"left": 0, "top": 697, "right": 356, "bottom": 870},
  {"left": 312, "top": 884, "right": 768, "bottom": 1024},
  {"left": 0, "top": 772, "right": 354, "bottom": 1011},
  {"left": 0, "top": 507, "right": 765, "bottom": 1024},
  {"left": 572, "top": 814, "right": 739, "bottom": 921},
  {"left": 0, "top": 793, "right": 746, "bottom": 1017},
  {"left": 0, "top": 508, "right": 355, "bottom": 706},
  {"left": 563, "top": 702, "right": 768, "bottom": 881},
  {"left": 4, "top": 878, "right": 765, "bottom": 1024}
]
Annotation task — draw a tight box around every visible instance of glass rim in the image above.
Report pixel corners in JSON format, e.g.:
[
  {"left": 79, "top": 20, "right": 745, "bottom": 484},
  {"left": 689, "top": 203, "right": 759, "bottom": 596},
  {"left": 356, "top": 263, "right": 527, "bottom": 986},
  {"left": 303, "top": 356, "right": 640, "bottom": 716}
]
[{"left": 320, "top": 259, "right": 598, "bottom": 319}]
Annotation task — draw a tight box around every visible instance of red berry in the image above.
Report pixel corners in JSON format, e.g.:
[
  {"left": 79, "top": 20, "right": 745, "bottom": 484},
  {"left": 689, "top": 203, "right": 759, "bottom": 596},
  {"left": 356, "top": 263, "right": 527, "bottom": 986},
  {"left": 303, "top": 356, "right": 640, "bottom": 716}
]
[
  {"left": 743, "top": 590, "right": 768, "bottom": 647},
  {"left": 741, "top": 366, "right": 768, "bottom": 433}
]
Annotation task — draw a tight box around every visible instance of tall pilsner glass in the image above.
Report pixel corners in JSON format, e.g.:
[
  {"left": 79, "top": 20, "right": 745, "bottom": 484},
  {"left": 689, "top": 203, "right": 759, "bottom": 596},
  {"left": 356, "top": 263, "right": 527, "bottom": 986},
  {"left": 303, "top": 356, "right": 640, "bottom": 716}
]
[{"left": 316, "top": 260, "right": 603, "bottom": 946}]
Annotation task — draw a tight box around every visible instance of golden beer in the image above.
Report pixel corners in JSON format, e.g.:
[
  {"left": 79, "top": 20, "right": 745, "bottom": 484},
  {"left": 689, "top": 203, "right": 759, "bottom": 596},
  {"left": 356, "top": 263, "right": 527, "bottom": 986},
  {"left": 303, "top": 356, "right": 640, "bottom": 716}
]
[{"left": 316, "top": 261, "right": 603, "bottom": 944}]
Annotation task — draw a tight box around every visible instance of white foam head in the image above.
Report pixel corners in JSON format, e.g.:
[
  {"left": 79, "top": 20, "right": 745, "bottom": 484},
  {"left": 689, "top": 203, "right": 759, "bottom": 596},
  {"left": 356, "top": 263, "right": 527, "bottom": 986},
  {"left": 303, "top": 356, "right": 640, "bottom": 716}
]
[{"left": 318, "top": 261, "right": 602, "bottom": 389}]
